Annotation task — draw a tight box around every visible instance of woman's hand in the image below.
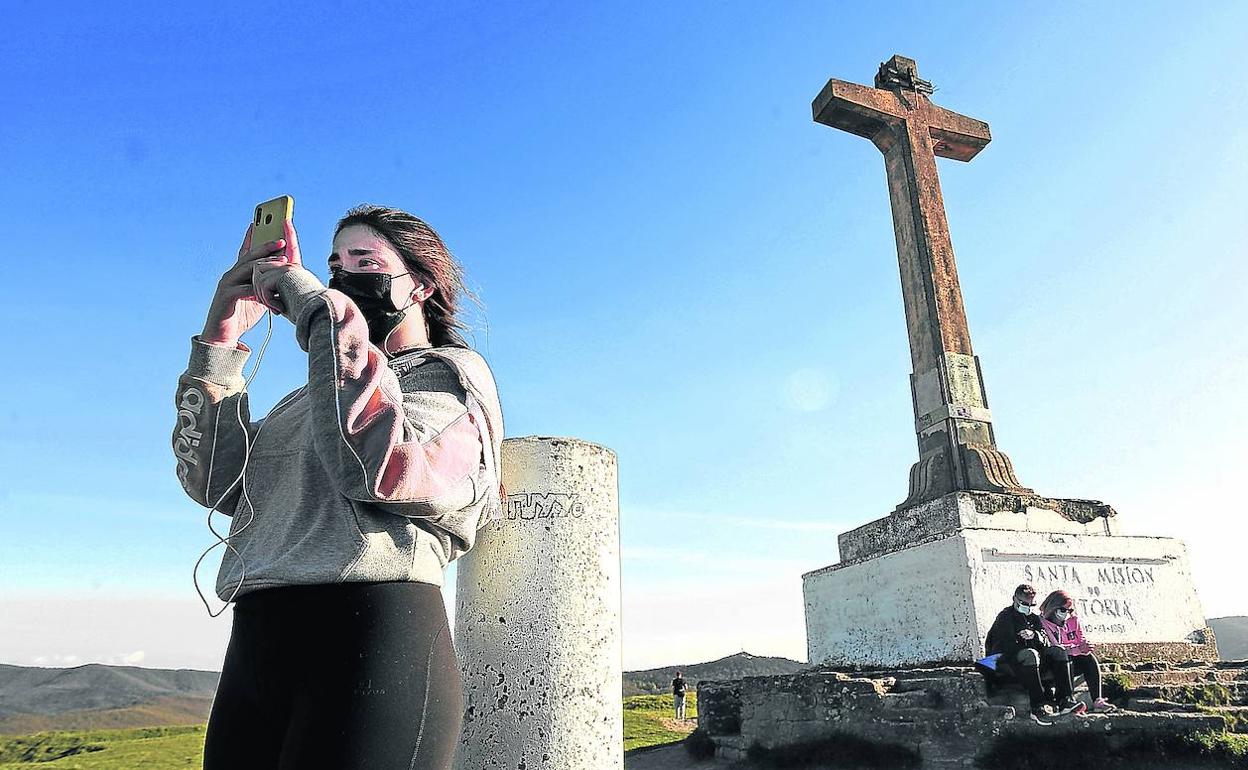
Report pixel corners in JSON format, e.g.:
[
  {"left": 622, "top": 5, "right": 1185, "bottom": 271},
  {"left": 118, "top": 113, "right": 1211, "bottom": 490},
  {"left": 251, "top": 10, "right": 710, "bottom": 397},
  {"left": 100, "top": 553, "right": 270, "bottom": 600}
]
[
  {"left": 201, "top": 220, "right": 303, "bottom": 346},
  {"left": 251, "top": 219, "right": 305, "bottom": 318},
  {"left": 252, "top": 260, "right": 298, "bottom": 317},
  {"left": 1018, "top": 629, "right": 1036, "bottom": 641}
]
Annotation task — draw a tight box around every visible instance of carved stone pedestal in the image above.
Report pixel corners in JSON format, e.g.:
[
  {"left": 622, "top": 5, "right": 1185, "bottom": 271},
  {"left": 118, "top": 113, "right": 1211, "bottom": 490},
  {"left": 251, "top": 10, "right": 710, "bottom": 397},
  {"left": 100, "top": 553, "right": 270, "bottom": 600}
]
[{"left": 803, "top": 492, "right": 1214, "bottom": 667}]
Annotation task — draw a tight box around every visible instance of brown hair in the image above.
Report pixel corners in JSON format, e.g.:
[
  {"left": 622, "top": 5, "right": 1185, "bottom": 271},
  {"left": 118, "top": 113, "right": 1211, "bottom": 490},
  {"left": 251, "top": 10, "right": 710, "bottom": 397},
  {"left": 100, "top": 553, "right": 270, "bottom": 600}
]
[
  {"left": 1040, "top": 590, "right": 1075, "bottom": 619},
  {"left": 335, "top": 205, "right": 481, "bottom": 348}
]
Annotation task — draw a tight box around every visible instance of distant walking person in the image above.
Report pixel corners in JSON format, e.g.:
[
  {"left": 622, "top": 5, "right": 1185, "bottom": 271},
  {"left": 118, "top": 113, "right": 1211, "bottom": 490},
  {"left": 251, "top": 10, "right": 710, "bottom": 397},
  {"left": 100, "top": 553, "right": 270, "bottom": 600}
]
[
  {"left": 174, "top": 205, "right": 504, "bottom": 770},
  {"left": 672, "top": 671, "right": 688, "bottom": 720}
]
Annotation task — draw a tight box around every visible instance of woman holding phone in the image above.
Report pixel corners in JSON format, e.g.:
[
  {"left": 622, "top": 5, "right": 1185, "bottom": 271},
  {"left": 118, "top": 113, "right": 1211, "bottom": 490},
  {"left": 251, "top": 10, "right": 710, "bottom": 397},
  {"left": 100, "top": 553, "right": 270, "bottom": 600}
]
[{"left": 173, "top": 204, "right": 504, "bottom": 769}]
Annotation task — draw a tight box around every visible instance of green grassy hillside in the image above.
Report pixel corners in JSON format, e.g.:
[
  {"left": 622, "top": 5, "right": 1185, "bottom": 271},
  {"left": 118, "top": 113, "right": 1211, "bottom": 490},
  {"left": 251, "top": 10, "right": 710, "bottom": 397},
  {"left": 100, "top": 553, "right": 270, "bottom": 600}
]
[
  {"left": 0, "top": 697, "right": 213, "bottom": 736},
  {"left": 0, "top": 726, "right": 204, "bottom": 769},
  {"left": 0, "top": 693, "right": 695, "bottom": 766},
  {"left": 623, "top": 692, "right": 698, "bottom": 752}
]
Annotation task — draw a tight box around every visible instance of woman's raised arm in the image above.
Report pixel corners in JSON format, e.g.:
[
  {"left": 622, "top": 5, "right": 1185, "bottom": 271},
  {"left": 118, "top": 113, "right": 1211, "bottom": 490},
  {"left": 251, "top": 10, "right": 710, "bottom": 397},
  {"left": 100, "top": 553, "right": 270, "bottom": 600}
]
[
  {"left": 172, "top": 338, "right": 261, "bottom": 514},
  {"left": 270, "top": 265, "right": 485, "bottom": 513}
]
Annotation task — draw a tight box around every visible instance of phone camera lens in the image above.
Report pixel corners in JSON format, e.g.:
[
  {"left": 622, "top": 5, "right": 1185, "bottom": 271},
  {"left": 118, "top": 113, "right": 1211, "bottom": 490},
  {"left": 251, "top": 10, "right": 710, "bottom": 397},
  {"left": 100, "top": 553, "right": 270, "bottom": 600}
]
[
  {"left": 265, "top": 214, "right": 273, "bottom": 225},
  {"left": 255, "top": 209, "right": 262, "bottom": 225}
]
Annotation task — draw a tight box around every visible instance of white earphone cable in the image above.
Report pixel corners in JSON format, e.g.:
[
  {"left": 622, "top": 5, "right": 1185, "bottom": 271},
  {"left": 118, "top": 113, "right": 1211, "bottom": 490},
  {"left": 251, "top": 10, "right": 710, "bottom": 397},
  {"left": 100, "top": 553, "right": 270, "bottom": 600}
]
[{"left": 191, "top": 310, "right": 277, "bottom": 617}]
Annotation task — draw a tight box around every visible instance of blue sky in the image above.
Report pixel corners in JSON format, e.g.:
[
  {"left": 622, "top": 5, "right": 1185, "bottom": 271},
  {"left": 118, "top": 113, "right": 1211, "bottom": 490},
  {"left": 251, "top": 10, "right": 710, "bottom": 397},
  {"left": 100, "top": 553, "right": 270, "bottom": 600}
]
[{"left": 1, "top": 1, "right": 1245, "bottom": 670}]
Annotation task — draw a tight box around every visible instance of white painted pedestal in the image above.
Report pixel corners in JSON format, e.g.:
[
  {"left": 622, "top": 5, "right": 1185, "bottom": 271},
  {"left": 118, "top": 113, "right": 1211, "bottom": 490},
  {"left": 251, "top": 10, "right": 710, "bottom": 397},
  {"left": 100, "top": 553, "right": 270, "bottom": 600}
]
[{"left": 804, "top": 527, "right": 1209, "bottom": 668}]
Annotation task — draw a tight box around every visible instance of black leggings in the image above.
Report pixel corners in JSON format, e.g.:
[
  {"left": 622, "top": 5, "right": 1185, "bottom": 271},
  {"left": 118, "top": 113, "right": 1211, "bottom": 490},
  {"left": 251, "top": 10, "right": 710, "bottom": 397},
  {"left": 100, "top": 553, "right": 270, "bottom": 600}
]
[
  {"left": 999, "top": 646, "right": 1073, "bottom": 708},
  {"left": 1071, "top": 652, "right": 1104, "bottom": 700},
  {"left": 203, "top": 582, "right": 462, "bottom": 770}
]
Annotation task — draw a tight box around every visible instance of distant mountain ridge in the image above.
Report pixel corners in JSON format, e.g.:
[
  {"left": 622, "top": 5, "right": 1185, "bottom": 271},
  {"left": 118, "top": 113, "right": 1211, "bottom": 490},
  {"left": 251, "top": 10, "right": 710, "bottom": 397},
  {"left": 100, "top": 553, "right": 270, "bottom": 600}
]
[
  {"left": 1210, "top": 617, "right": 1248, "bottom": 660},
  {"left": 621, "top": 652, "right": 806, "bottom": 696},
  {"left": 3, "top": 618, "right": 1243, "bottom": 733},
  {"left": 0, "top": 653, "right": 803, "bottom": 732},
  {"left": 0, "top": 664, "right": 218, "bottom": 735}
]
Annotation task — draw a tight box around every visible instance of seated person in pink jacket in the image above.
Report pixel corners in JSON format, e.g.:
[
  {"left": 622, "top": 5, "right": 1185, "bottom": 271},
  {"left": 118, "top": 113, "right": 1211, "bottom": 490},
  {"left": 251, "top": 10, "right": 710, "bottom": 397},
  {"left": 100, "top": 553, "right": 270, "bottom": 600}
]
[{"left": 1039, "top": 590, "right": 1117, "bottom": 713}]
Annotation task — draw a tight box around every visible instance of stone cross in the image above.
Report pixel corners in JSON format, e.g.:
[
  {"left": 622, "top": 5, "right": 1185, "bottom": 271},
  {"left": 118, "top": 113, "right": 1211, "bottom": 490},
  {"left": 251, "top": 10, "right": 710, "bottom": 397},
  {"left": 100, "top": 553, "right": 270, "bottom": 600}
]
[{"left": 813, "top": 55, "right": 1031, "bottom": 506}]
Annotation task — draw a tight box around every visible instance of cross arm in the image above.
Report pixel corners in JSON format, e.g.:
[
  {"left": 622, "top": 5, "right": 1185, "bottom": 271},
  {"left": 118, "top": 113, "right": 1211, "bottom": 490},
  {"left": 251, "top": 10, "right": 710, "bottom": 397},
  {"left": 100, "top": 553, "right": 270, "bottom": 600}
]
[
  {"left": 812, "top": 78, "right": 903, "bottom": 141},
  {"left": 926, "top": 103, "right": 992, "bottom": 162}
]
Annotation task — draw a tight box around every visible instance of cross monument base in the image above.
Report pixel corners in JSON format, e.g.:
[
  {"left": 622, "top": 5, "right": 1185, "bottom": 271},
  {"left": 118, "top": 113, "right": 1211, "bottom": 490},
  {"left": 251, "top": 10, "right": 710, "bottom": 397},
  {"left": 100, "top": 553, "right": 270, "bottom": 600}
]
[{"left": 803, "top": 492, "right": 1216, "bottom": 667}]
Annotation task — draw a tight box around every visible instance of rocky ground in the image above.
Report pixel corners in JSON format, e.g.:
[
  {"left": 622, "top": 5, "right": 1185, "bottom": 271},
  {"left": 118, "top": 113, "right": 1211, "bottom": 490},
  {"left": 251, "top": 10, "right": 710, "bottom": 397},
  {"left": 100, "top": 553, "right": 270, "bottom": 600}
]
[
  {"left": 626, "top": 744, "right": 727, "bottom": 770},
  {"left": 694, "top": 659, "right": 1248, "bottom": 769}
]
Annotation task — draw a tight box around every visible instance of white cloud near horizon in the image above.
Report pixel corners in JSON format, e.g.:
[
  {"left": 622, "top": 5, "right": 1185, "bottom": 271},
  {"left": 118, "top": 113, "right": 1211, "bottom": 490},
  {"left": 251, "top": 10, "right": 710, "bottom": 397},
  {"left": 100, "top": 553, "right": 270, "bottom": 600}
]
[
  {"left": 0, "top": 596, "right": 233, "bottom": 672},
  {"left": 619, "top": 540, "right": 811, "bottom": 668},
  {"left": 621, "top": 576, "right": 807, "bottom": 669},
  {"left": 630, "top": 508, "right": 844, "bottom": 534},
  {"left": 623, "top": 544, "right": 816, "bottom": 575},
  {"left": 31, "top": 654, "right": 80, "bottom": 667}
]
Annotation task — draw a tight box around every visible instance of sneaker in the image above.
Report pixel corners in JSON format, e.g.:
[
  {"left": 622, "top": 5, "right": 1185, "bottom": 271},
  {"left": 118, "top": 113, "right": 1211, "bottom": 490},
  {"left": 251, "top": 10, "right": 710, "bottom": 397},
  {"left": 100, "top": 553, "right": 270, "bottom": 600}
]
[
  {"left": 1056, "top": 698, "right": 1088, "bottom": 716},
  {"left": 1091, "top": 698, "right": 1118, "bottom": 713},
  {"left": 1029, "top": 705, "right": 1054, "bottom": 725}
]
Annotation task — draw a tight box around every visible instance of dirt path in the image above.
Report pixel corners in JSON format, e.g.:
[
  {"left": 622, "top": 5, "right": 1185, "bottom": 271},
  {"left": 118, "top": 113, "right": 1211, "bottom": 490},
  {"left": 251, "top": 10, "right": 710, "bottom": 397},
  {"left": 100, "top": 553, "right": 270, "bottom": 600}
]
[
  {"left": 625, "top": 743, "right": 734, "bottom": 770},
  {"left": 658, "top": 716, "right": 698, "bottom": 734}
]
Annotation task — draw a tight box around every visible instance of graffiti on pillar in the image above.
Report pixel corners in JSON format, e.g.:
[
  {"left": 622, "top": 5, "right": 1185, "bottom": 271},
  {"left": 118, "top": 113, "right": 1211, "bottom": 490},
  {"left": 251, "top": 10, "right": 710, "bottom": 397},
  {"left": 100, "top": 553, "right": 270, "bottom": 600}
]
[{"left": 505, "top": 492, "right": 585, "bottom": 521}]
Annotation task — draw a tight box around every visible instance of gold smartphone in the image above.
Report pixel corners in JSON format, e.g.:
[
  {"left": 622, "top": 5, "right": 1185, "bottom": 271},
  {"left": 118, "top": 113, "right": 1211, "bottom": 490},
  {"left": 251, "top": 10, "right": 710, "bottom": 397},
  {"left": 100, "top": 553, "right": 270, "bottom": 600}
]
[{"left": 252, "top": 195, "right": 294, "bottom": 248}]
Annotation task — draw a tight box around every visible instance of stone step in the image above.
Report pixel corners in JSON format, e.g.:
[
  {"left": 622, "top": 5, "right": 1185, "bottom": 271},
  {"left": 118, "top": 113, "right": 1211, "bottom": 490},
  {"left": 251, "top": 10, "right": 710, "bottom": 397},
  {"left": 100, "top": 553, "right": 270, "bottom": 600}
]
[
  {"left": 873, "top": 706, "right": 938, "bottom": 723},
  {"left": 711, "top": 734, "right": 747, "bottom": 762},
  {"left": 876, "top": 704, "right": 1016, "bottom": 724},
  {"left": 986, "top": 691, "right": 1032, "bottom": 712},
  {"left": 1116, "top": 662, "right": 1248, "bottom": 679},
  {"left": 1199, "top": 705, "right": 1248, "bottom": 733},
  {"left": 1004, "top": 710, "right": 1225, "bottom": 736},
  {"left": 814, "top": 665, "right": 970, "bottom": 680},
  {"left": 1125, "top": 669, "right": 1222, "bottom": 686},
  {"left": 1115, "top": 660, "right": 1220, "bottom": 671},
  {"left": 712, "top": 735, "right": 747, "bottom": 749},
  {"left": 888, "top": 675, "right": 988, "bottom": 707},
  {"left": 879, "top": 689, "right": 941, "bottom": 710},
  {"left": 1124, "top": 697, "right": 1204, "bottom": 713},
  {"left": 1136, "top": 681, "right": 1248, "bottom": 706}
]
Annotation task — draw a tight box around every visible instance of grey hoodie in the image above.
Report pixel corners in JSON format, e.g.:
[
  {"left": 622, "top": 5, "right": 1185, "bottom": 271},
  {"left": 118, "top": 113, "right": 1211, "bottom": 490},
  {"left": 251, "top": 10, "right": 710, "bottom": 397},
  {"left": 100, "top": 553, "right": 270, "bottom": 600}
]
[{"left": 172, "top": 268, "right": 504, "bottom": 601}]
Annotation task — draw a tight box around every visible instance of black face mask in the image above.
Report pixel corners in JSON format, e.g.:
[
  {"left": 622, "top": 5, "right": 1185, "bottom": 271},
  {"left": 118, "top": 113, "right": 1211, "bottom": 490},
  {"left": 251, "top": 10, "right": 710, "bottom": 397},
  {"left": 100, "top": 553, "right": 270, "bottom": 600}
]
[{"left": 327, "top": 269, "right": 417, "bottom": 348}]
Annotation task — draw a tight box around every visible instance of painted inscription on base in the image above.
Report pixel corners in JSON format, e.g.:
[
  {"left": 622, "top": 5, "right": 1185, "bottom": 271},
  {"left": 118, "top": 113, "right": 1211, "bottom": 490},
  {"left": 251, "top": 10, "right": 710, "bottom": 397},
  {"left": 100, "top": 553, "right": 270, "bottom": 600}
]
[
  {"left": 982, "top": 552, "right": 1170, "bottom": 639},
  {"left": 505, "top": 492, "right": 585, "bottom": 521}
]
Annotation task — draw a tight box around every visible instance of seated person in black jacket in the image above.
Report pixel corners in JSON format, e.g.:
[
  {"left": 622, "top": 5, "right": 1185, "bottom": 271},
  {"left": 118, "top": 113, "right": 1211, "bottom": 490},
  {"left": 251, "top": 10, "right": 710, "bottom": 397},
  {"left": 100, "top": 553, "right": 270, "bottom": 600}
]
[{"left": 984, "top": 583, "right": 1085, "bottom": 722}]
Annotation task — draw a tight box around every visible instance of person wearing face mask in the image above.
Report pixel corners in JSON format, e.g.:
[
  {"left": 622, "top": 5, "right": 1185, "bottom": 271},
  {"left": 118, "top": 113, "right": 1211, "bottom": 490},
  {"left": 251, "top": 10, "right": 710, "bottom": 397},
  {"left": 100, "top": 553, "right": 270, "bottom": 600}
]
[
  {"left": 984, "top": 584, "right": 1086, "bottom": 723},
  {"left": 1039, "top": 590, "right": 1117, "bottom": 713},
  {"left": 173, "top": 204, "right": 504, "bottom": 770}
]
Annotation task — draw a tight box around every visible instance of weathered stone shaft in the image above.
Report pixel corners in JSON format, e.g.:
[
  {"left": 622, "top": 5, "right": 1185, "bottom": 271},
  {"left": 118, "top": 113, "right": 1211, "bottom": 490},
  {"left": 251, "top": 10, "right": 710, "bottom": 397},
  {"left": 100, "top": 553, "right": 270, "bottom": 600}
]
[{"left": 813, "top": 55, "right": 1029, "bottom": 505}]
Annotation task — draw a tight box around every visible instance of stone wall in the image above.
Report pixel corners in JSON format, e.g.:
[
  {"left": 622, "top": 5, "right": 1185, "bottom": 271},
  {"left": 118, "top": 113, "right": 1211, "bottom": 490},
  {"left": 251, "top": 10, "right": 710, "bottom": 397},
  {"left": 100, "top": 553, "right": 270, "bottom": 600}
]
[
  {"left": 835, "top": 491, "right": 1118, "bottom": 564},
  {"left": 699, "top": 664, "right": 1239, "bottom": 769},
  {"left": 1098, "top": 627, "right": 1220, "bottom": 665}
]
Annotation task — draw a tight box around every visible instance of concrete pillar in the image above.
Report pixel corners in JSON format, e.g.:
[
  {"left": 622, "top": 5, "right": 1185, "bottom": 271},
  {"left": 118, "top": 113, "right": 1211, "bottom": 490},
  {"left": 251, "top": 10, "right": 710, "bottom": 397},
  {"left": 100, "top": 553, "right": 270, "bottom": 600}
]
[{"left": 454, "top": 436, "right": 622, "bottom": 770}]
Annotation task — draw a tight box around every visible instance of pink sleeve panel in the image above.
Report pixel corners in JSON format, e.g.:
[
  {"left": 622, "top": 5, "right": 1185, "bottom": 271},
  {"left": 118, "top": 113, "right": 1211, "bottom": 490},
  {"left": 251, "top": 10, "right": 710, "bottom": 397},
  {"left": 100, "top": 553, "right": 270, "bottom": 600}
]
[{"left": 278, "top": 268, "right": 484, "bottom": 508}]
